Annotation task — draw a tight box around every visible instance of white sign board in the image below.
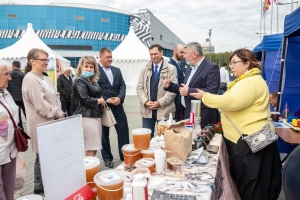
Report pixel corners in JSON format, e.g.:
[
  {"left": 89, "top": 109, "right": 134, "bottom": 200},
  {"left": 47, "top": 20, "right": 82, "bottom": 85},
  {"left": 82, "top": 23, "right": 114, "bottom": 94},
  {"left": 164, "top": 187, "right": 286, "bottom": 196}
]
[{"left": 37, "top": 115, "right": 86, "bottom": 200}]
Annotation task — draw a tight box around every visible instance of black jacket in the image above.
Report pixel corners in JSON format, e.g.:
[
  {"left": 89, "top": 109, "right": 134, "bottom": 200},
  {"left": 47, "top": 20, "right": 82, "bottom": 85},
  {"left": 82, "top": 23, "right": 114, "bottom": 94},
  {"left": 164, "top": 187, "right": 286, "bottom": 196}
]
[
  {"left": 57, "top": 74, "right": 73, "bottom": 102},
  {"left": 7, "top": 69, "right": 24, "bottom": 101},
  {"left": 71, "top": 76, "right": 103, "bottom": 118}
]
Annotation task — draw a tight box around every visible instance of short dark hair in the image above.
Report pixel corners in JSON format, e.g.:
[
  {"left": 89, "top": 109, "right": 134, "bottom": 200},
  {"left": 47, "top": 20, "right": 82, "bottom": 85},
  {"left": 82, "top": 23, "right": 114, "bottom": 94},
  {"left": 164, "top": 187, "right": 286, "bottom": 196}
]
[
  {"left": 271, "top": 91, "right": 278, "bottom": 99},
  {"left": 149, "top": 44, "right": 163, "bottom": 52},
  {"left": 221, "top": 63, "right": 227, "bottom": 67},
  {"left": 12, "top": 61, "right": 21, "bottom": 68},
  {"left": 99, "top": 47, "right": 112, "bottom": 56}
]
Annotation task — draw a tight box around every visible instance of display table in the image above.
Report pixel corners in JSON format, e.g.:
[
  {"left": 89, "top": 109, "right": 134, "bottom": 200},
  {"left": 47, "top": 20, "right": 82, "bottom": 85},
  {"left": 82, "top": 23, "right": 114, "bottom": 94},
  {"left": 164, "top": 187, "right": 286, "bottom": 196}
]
[
  {"left": 275, "top": 127, "right": 300, "bottom": 163},
  {"left": 115, "top": 134, "right": 240, "bottom": 200}
]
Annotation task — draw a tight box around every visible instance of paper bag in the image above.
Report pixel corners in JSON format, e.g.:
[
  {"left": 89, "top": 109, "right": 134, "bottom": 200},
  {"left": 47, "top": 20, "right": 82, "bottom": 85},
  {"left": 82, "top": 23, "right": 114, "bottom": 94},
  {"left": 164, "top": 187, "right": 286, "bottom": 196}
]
[{"left": 164, "top": 120, "right": 192, "bottom": 162}]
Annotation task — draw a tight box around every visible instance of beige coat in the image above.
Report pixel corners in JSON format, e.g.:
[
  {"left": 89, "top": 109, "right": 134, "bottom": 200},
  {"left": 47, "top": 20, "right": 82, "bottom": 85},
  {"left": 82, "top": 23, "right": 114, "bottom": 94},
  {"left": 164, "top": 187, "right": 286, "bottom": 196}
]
[
  {"left": 22, "top": 72, "right": 63, "bottom": 153},
  {"left": 136, "top": 59, "right": 177, "bottom": 119}
]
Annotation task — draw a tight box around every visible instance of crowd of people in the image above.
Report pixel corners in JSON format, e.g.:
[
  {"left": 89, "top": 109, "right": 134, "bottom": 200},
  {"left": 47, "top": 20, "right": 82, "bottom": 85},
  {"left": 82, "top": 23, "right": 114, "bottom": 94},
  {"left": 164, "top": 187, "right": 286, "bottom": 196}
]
[{"left": 0, "top": 42, "right": 282, "bottom": 200}]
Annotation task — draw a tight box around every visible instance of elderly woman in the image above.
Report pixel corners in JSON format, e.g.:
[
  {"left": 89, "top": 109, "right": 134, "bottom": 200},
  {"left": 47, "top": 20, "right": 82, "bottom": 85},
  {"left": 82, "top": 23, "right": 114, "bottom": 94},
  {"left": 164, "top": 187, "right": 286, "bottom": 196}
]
[
  {"left": 71, "top": 56, "right": 105, "bottom": 157},
  {"left": 0, "top": 60, "right": 19, "bottom": 200},
  {"left": 190, "top": 49, "right": 282, "bottom": 200},
  {"left": 22, "top": 48, "right": 65, "bottom": 194}
]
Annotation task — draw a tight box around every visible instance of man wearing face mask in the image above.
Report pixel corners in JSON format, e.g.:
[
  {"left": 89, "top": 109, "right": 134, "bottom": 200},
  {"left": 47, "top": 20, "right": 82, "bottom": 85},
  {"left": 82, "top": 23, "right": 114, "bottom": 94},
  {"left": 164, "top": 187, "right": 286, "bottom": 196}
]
[{"left": 97, "top": 47, "right": 129, "bottom": 168}]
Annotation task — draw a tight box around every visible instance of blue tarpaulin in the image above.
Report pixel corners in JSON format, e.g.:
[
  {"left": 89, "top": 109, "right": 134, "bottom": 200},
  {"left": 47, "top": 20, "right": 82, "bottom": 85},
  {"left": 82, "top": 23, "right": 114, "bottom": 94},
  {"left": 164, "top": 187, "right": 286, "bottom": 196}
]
[
  {"left": 253, "top": 33, "right": 283, "bottom": 54},
  {"left": 284, "top": 7, "right": 300, "bottom": 37}
]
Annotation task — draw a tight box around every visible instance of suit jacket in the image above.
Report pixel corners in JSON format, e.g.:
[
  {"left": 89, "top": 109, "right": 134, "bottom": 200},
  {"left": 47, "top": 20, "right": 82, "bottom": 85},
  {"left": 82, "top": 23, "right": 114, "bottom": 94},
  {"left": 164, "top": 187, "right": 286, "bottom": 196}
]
[
  {"left": 98, "top": 64, "right": 126, "bottom": 104},
  {"left": 7, "top": 69, "right": 25, "bottom": 101},
  {"left": 166, "top": 58, "right": 220, "bottom": 121},
  {"left": 168, "top": 58, "right": 184, "bottom": 105}
]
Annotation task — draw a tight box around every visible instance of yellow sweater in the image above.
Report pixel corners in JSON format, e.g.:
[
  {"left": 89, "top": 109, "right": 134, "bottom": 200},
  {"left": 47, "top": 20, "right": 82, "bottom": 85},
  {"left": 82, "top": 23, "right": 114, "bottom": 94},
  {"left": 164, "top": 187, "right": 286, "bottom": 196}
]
[{"left": 203, "top": 75, "right": 272, "bottom": 143}]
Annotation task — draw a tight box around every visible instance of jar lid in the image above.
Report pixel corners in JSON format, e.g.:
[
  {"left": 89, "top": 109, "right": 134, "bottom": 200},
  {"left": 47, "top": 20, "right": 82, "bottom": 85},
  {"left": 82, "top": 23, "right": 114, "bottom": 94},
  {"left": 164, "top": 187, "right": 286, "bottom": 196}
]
[
  {"left": 133, "top": 174, "right": 145, "bottom": 182},
  {"left": 134, "top": 158, "right": 155, "bottom": 168},
  {"left": 131, "top": 167, "right": 151, "bottom": 180},
  {"left": 84, "top": 156, "right": 100, "bottom": 170},
  {"left": 122, "top": 144, "right": 139, "bottom": 152},
  {"left": 166, "top": 157, "right": 183, "bottom": 166},
  {"left": 94, "top": 170, "right": 124, "bottom": 186},
  {"left": 131, "top": 128, "right": 151, "bottom": 135},
  {"left": 141, "top": 147, "right": 156, "bottom": 154}
]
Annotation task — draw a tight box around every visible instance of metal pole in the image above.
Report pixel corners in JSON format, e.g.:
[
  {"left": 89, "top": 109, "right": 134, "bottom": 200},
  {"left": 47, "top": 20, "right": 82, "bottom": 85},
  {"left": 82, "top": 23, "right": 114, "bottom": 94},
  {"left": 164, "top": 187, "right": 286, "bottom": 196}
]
[
  {"left": 292, "top": 0, "right": 293, "bottom": 11},
  {"left": 277, "top": 2, "right": 279, "bottom": 33},
  {"left": 260, "top": 0, "right": 262, "bottom": 41},
  {"left": 271, "top": 0, "right": 273, "bottom": 34},
  {"left": 276, "top": 36, "right": 288, "bottom": 112}
]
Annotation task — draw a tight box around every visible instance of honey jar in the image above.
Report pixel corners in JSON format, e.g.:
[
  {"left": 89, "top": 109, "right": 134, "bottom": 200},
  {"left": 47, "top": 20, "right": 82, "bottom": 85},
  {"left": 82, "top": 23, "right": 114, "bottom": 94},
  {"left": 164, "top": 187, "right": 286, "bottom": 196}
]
[
  {"left": 166, "top": 157, "right": 183, "bottom": 171},
  {"left": 94, "top": 170, "right": 124, "bottom": 200},
  {"left": 85, "top": 156, "right": 100, "bottom": 189},
  {"left": 134, "top": 158, "right": 155, "bottom": 174},
  {"left": 141, "top": 148, "right": 155, "bottom": 159},
  {"left": 132, "top": 128, "right": 151, "bottom": 150},
  {"left": 122, "top": 144, "right": 141, "bottom": 166}
]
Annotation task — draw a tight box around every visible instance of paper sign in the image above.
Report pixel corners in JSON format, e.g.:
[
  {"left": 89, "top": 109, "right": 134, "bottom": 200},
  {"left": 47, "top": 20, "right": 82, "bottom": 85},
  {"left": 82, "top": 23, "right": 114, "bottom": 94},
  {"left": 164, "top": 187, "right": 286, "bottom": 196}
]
[{"left": 37, "top": 115, "right": 86, "bottom": 200}]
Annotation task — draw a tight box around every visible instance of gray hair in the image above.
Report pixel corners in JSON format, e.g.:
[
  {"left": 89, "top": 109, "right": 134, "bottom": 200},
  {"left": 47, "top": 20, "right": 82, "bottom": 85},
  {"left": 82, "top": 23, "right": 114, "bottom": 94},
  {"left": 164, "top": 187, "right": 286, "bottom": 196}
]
[
  {"left": 0, "top": 59, "right": 11, "bottom": 72},
  {"left": 186, "top": 42, "right": 203, "bottom": 56}
]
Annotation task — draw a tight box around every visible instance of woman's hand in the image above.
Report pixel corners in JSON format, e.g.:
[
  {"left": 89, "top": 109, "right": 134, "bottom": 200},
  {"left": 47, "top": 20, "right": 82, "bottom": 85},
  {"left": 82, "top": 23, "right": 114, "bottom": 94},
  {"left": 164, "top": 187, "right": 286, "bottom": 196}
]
[
  {"left": 98, "top": 98, "right": 105, "bottom": 105},
  {"left": 190, "top": 88, "right": 206, "bottom": 100}
]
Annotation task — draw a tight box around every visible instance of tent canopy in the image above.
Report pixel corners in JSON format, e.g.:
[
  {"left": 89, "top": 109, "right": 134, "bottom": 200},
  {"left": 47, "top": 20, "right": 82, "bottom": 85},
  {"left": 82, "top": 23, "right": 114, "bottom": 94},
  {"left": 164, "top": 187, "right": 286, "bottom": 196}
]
[
  {"left": 0, "top": 23, "right": 70, "bottom": 68},
  {"left": 253, "top": 33, "right": 283, "bottom": 53},
  {"left": 284, "top": 7, "right": 300, "bottom": 37},
  {"left": 112, "top": 26, "right": 150, "bottom": 60}
]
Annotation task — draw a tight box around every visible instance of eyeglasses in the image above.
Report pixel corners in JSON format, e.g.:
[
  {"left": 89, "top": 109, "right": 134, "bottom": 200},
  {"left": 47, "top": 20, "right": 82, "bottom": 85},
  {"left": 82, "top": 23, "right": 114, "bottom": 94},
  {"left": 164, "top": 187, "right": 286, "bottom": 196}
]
[
  {"left": 229, "top": 60, "right": 243, "bottom": 67},
  {"left": 35, "top": 59, "right": 49, "bottom": 62}
]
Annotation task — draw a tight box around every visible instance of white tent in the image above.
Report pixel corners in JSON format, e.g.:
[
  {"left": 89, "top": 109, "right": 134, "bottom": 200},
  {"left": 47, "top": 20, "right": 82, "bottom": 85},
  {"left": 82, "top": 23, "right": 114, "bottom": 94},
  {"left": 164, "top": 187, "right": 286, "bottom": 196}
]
[
  {"left": 0, "top": 23, "right": 70, "bottom": 70},
  {"left": 111, "top": 26, "right": 150, "bottom": 95}
]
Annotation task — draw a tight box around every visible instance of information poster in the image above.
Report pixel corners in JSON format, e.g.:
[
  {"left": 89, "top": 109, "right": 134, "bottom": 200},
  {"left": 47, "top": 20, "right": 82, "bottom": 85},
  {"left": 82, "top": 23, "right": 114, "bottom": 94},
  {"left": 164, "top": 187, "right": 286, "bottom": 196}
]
[{"left": 37, "top": 115, "right": 86, "bottom": 200}]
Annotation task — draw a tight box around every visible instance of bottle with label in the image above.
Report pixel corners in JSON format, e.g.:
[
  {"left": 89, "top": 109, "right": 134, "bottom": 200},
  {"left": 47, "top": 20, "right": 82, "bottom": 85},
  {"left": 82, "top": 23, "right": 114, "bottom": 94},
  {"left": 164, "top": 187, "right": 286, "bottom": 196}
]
[{"left": 132, "top": 174, "right": 148, "bottom": 200}]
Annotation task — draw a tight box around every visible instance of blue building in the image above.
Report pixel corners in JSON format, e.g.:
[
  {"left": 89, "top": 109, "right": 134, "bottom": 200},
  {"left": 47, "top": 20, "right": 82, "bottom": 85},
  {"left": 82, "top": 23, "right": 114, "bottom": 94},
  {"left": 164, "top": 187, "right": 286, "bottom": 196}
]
[{"left": 0, "top": 3, "right": 185, "bottom": 67}]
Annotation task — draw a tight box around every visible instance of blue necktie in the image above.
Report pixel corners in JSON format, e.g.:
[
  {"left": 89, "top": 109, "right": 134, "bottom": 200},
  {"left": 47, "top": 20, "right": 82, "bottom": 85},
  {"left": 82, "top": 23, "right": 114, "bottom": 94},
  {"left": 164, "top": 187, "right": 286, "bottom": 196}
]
[{"left": 154, "top": 65, "right": 158, "bottom": 82}]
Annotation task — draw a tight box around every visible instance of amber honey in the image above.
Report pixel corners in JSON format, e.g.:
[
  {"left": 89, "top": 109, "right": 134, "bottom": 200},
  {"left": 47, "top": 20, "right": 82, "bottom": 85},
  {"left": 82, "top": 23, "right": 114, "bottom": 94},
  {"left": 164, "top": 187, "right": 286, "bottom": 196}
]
[
  {"left": 123, "top": 149, "right": 141, "bottom": 166},
  {"left": 134, "top": 158, "right": 155, "bottom": 174},
  {"left": 133, "top": 134, "right": 151, "bottom": 150},
  {"left": 96, "top": 181, "right": 124, "bottom": 200},
  {"left": 86, "top": 166, "right": 99, "bottom": 188},
  {"left": 141, "top": 150, "right": 155, "bottom": 159}
]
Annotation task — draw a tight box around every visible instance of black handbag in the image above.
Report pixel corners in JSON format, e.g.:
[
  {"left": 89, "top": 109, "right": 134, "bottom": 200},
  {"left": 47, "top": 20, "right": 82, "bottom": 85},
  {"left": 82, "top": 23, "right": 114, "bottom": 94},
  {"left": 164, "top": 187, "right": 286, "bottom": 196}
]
[{"left": 0, "top": 101, "right": 31, "bottom": 152}]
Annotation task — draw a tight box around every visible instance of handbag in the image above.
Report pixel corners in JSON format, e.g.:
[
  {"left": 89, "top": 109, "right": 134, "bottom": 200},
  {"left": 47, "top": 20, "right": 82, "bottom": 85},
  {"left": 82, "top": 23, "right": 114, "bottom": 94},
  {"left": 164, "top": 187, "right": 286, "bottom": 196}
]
[
  {"left": 101, "top": 103, "right": 117, "bottom": 127},
  {"left": 224, "top": 112, "right": 278, "bottom": 153},
  {"left": 0, "top": 101, "right": 31, "bottom": 152}
]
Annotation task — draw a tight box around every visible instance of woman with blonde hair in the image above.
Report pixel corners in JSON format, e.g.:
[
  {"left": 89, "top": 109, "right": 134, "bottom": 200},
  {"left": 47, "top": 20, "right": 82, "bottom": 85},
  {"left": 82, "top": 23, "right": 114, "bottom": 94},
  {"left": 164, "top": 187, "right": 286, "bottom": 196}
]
[
  {"left": 71, "top": 56, "right": 105, "bottom": 156},
  {"left": 22, "top": 48, "right": 65, "bottom": 194}
]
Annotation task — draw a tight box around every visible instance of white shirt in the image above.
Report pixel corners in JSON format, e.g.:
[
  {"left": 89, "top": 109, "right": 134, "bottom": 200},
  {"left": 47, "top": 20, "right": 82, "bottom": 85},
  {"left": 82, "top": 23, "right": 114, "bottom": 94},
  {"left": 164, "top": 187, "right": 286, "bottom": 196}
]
[
  {"left": 100, "top": 64, "right": 114, "bottom": 86},
  {"left": 220, "top": 67, "right": 229, "bottom": 85},
  {"left": 153, "top": 61, "right": 163, "bottom": 72}
]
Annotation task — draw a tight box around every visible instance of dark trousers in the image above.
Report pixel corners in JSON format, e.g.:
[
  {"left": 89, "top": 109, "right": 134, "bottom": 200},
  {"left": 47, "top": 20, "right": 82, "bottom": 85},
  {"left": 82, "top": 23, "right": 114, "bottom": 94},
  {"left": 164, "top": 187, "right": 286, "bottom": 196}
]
[
  {"left": 218, "top": 88, "right": 227, "bottom": 95},
  {"left": 0, "top": 157, "right": 16, "bottom": 200},
  {"left": 15, "top": 101, "right": 25, "bottom": 129},
  {"left": 101, "top": 104, "right": 129, "bottom": 162},
  {"left": 61, "top": 101, "right": 72, "bottom": 117},
  {"left": 34, "top": 154, "right": 43, "bottom": 191},
  {"left": 142, "top": 111, "right": 157, "bottom": 138}
]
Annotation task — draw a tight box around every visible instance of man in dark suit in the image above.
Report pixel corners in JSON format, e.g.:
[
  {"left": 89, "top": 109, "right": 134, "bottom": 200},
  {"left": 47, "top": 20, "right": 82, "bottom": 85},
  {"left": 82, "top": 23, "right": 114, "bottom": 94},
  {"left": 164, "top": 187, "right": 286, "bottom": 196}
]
[
  {"left": 168, "top": 44, "right": 185, "bottom": 120},
  {"left": 98, "top": 47, "right": 129, "bottom": 168},
  {"left": 7, "top": 61, "right": 25, "bottom": 129},
  {"left": 163, "top": 42, "right": 220, "bottom": 127}
]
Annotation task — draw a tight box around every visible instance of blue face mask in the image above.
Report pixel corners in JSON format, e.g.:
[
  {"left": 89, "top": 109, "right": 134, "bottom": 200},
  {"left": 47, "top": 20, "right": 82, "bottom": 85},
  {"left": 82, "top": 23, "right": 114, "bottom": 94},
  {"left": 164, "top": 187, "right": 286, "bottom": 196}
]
[{"left": 81, "top": 70, "right": 94, "bottom": 78}]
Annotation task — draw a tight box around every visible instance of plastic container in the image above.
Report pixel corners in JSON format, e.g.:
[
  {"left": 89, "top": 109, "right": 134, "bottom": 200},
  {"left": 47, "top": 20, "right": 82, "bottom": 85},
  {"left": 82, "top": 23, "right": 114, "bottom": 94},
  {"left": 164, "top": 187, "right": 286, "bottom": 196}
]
[
  {"left": 154, "top": 149, "right": 166, "bottom": 175},
  {"left": 16, "top": 195, "right": 45, "bottom": 200},
  {"left": 132, "top": 174, "right": 148, "bottom": 200},
  {"left": 157, "top": 117, "right": 167, "bottom": 136},
  {"left": 166, "top": 157, "right": 183, "bottom": 171},
  {"left": 94, "top": 170, "right": 125, "bottom": 200},
  {"left": 122, "top": 144, "right": 141, "bottom": 166},
  {"left": 134, "top": 158, "right": 155, "bottom": 174},
  {"left": 85, "top": 156, "right": 100, "bottom": 188},
  {"left": 132, "top": 128, "right": 151, "bottom": 150},
  {"left": 130, "top": 167, "right": 151, "bottom": 180},
  {"left": 141, "top": 148, "right": 155, "bottom": 159}
]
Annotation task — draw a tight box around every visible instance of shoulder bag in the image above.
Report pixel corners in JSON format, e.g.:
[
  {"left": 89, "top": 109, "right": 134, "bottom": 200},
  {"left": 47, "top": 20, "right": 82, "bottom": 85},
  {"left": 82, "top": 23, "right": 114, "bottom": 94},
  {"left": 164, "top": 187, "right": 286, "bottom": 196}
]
[
  {"left": 223, "top": 112, "right": 278, "bottom": 153},
  {"left": 101, "top": 103, "right": 117, "bottom": 127},
  {"left": 0, "top": 101, "right": 31, "bottom": 152}
]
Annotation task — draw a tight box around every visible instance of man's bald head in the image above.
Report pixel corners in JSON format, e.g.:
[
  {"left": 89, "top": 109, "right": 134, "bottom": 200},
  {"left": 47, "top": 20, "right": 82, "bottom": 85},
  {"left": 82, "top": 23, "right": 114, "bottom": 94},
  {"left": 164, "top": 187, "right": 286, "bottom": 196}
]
[{"left": 173, "top": 44, "right": 185, "bottom": 61}]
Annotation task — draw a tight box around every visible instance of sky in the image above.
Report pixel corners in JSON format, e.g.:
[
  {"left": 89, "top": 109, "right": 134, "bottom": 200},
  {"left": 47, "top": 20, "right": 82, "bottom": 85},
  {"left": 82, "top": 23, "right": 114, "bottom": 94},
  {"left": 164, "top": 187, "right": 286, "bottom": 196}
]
[{"left": 11, "top": 0, "right": 298, "bottom": 52}]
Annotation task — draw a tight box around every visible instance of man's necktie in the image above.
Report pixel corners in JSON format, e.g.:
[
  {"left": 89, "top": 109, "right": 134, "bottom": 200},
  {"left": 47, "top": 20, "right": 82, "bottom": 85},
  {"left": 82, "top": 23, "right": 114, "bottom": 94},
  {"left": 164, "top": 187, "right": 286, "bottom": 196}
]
[{"left": 154, "top": 65, "right": 158, "bottom": 82}]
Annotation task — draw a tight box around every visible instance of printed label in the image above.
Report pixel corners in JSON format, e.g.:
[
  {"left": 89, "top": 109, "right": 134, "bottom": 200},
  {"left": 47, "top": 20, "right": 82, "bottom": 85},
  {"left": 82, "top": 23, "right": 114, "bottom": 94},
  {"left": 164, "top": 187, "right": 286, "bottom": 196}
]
[
  {"left": 84, "top": 158, "right": 96, "bottom": 167},
  {"left": 136, "top": 159, "right": 152, "bottom": 166},
  {"left": 99, "top": 173, "right": 121, "bottom": 183}
]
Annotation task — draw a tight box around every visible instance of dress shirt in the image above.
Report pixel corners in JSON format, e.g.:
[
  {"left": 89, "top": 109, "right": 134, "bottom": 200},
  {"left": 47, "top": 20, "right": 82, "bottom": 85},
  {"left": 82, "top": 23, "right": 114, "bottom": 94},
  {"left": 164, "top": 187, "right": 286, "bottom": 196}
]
[
  {"left": 220, "top": 67, "right": 229, "bottom": 86},
  {"left": 100, "top": 64, "right": 114, "bottom": 86}
]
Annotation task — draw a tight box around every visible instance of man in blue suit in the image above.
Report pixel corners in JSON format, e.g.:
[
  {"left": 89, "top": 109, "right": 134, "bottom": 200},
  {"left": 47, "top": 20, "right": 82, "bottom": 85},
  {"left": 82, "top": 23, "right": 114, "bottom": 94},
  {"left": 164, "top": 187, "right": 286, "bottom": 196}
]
[
  {"left": 168, "top": 44, "right": 185, "bottom": 120},
  {"left": 163, "top": 42, "right": 220, "bottom": 127},
  {"left": 98, "top": 47, "right": 129, "bottom": 168}
]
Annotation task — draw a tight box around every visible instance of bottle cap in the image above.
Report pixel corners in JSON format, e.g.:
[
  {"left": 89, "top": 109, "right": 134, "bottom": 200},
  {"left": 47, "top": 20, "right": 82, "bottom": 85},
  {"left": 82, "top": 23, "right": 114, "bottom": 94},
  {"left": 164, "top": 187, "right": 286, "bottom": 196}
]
[{"left": 134, "top": 173, "right": 145, "bottom": 182}]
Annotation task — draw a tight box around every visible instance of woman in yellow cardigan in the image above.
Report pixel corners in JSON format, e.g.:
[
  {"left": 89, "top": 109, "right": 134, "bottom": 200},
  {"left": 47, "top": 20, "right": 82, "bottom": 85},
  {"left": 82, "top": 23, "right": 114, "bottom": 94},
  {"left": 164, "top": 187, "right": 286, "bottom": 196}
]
[{"left": 190, "top": 48, "right": 282, "bottom": 200}]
